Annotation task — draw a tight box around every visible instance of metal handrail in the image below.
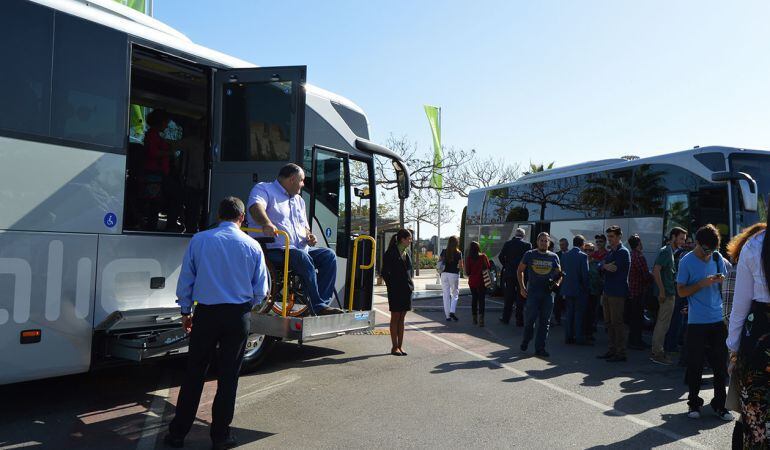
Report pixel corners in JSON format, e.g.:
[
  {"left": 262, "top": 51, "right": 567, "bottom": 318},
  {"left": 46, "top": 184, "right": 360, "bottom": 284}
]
[
  {"left": 242, "top": 227, "right": 291, "bottom": 317},
  {"left": 348, "top": 235, "right": 377, "bottom": 311}
]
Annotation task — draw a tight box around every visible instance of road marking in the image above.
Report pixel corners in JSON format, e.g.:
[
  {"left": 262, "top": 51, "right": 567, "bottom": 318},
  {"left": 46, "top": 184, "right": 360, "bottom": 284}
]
[
  {"left": 136, "top": 377, "right": 171, "bottom": 450},
  {"left": 375, "top": 307, "right": 706, "bottom": 449},
  {"left": 236, "top": 375, "right": 300, "bottom": 403}
]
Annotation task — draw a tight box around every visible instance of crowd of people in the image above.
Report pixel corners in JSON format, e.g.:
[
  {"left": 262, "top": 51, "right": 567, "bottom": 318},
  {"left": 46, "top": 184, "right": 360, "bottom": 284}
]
[{"left": 430, "top": 221, "right": 770, "bottom": 449}]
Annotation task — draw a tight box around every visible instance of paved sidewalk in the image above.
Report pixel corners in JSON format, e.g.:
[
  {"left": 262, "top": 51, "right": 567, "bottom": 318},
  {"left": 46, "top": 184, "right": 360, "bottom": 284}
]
[{"left": 374, "top": 268, "right": 471, "bottom": 300}]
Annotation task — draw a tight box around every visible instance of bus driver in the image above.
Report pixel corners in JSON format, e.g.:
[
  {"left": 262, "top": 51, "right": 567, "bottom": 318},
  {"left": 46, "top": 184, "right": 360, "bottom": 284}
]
[{"left": 247, "top": 163, "right": 344, "bottom": 315}]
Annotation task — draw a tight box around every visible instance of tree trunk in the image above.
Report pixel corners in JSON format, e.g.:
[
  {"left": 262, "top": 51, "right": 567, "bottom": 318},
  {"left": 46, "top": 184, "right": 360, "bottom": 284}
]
[
  {"left": 415, "top": 220, "right": 421, "bottom": 276},
  {"left": 399, "top": 198, "right": 405, "bottom": 228}
]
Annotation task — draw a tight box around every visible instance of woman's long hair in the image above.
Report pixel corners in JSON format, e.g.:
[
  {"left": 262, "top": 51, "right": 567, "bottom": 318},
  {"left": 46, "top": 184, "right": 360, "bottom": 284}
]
[
  {"left": 468, "top": 241, "right": 481, "bottom": 260},
  {"left": 727, "top": 223, "right": 766, "bottom": 263},
  {"left": 762, "top": 204, "right": 770, "bottom": 292},
  {"left": 445, "top": 235, "right": 460, "bottom": 263},
  {"left": 388, "top": 229, "right": 411, "bottom": 252}
]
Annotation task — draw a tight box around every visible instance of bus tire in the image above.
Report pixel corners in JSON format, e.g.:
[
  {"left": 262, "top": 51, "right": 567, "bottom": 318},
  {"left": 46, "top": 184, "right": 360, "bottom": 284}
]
[{"left": 240, "top": 333, "right": 277, "bottom": 373}]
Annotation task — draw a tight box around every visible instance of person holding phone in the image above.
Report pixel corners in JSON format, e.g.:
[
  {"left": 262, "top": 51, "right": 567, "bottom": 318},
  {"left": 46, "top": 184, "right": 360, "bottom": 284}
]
[{"left": 676, "top": 224, "right": 733, "bottom": 422}]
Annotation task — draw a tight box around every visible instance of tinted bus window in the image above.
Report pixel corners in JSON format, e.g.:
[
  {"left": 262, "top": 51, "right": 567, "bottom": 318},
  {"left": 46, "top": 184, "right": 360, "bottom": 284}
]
[
  {"left": 630, "top": 164, "right": 666, "bottom": 215},
  {"left": 0, "top": 0, "right": 53, "bottom": 136},
  {"left": 331, "top": 102, "right": 369, "bottom": 139},
  {"left": 51, "top": 13, "right": 128, "bottom": 150},
  {"left": 467, "top": 190, "right": 485, "bottom": 225}
]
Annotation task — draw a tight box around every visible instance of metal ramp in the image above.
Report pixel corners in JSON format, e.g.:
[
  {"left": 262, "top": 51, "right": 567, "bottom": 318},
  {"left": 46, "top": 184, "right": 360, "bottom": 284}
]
[{"left": 249, "top": 310, "right": 375, "bottom": 343}]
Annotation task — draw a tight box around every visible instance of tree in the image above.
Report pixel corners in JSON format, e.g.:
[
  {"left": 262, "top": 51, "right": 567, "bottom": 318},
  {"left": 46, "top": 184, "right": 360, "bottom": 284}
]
[
  {"left": 523, "top": 161, "right": 554, "bottom": 175},
  {"left": 404, "top": 190, "right": 455, "bottom": 275},
  {"left": 443, "top": 155, "right": 521, "bottom": 198}
]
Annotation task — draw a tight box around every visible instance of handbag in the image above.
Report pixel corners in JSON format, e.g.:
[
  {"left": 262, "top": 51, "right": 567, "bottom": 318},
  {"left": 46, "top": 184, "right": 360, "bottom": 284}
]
[{"left": 481, "top": 256, "right": 493, "bottom": 289}]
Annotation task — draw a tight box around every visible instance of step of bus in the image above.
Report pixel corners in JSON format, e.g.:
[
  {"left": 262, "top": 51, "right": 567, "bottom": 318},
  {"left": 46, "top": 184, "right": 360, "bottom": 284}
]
[{"left": 250, "top": 310, "right": 375, "bottom": 343}]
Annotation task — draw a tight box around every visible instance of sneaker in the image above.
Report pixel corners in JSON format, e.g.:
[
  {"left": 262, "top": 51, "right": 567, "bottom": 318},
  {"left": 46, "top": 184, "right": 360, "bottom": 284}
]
[
  {"left": 712, "top": 406, "right": 734, "bottom": 421},
  {"left": 446, "top": 317, "right": 452, "bottom": 322},
  {"left": 687, "top": 407, "right": 701, "bottom": 419},
  {"left": 650, "top": 354, "right": 673, "bottom": 366}
]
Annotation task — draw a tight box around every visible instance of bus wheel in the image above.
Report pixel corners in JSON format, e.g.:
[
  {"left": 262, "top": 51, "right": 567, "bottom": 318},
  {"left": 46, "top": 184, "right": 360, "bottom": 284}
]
[{"left": 241, "top": 333, "right": 276, "bottom": 373}]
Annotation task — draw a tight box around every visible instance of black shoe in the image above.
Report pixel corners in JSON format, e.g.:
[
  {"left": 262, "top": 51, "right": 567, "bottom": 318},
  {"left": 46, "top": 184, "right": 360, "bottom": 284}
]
[
  {"left": 515, "top": 322, "right": 524, "bottom": 327},
  {"left": 212, "top": 434, "right": 238, "bottom": 450},
  {"left": 318, "top": 306, "right": 344, "bottom": 315},
  {"left": 607, "top": 355, "right": 627, "bottom": 362},
  {"left": 163, "top": 434, "right": 184, "bottom": 448},
  {"left": 535, "top": 350, "right": 550, "bottom": 357},
  {"left": 450, "top": 313, "right": 459, "bottom": 322},
  {"left": 446, "top": 317, "right": 452, "bottom": 322},
  {"left": 576, "top": 340, "right": 594, "bottom": 346},
  {"left": 499, "top": 317, "right": 510, "bottom": 325},
  {"left": 565, "top": 338, "right": 576, "bottom": 345},
  {"left": 597, "top": 351, "right": 614, "bottom": 359},
  {"left": 520, "top": 342, "right": 528, "bottom": 352}
]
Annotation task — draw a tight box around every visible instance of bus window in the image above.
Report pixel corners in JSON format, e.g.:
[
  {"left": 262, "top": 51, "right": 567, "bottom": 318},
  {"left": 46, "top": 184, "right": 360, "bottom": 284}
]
[
  {"left": 467, "top": 191, "right": 485, "bottom": 225},
  {"left": 664, "top": 193, "right": 689, "bottom": 236},
  {"left": 0, "top": 0, "right": 52, "bottom": 137},
  {"left": 51, "top": 14, "right": 127, "bottom": 150},
  {"left": 313, "top": 149, "right": 349, "bottom": 257},
  {"left": 349, "top": 159, "right": 372, "bottom": 236},
  {"left": 221, "top": 82, "right": 293, "bottom": 161}
]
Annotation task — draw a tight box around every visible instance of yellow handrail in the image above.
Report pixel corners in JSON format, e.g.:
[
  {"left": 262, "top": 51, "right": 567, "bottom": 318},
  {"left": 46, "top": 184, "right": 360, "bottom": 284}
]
[
  {"left": 348, "top": 235, "right": 377, "bottom": 311},
  {"left": 241, "top": 227, "right": 291, "bottom": 317}
]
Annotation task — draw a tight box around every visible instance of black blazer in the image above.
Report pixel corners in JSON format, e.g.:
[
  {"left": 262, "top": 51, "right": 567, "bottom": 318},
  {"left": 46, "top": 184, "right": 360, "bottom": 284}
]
[
  {"left": 499, "top": 237, "right": 532, "bottom": 280},
  {"left": 381, "top": 245, "right": 414, "bottom": 300}
]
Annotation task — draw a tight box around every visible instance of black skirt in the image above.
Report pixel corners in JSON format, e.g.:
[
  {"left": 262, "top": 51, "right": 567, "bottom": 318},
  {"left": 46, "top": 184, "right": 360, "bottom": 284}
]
[{"left": 387, "top": 289, "right": 413, "bottom": 312}]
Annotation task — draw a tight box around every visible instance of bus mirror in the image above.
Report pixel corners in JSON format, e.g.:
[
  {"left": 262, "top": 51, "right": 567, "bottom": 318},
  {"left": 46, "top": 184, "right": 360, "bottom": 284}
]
[
  {"left": 392, "top": 160, "right": 411, "bottom": 200},
  {"left": 713, "top": 171, "right": 758, "bottom": 212},
  {"left": 738, "top": 179, "right": 758, "bottom": 212}
]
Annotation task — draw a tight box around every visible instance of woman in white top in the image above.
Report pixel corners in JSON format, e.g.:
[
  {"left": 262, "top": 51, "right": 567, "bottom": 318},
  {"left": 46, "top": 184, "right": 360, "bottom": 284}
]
[{"left": 727, "top": 225, "right": 770, "bottom": 449}]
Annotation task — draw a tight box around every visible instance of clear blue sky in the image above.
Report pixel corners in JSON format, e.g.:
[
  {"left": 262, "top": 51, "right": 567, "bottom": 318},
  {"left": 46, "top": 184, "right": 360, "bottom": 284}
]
[{"left": 156, "top": 1, "right": 770, "bottom": 235}]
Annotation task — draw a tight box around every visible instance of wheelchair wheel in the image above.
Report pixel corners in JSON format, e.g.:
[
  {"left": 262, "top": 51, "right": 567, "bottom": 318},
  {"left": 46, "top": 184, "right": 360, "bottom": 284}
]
[{"left": 260, "top": 258, "right": 310, "bottom": 317}]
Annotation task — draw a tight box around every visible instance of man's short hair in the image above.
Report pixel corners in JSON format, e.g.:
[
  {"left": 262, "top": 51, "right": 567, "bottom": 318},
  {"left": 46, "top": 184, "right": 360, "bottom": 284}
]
[
  {"left": 537, "top": 231, "right": 550, "bottom": 240},
  {"left": 278, "top": 163, "right": 303, "bottom": 179},
  {"left": 628, "top": 234, "right": 641, "bottom": 250},
  {"left": 695, "top": 224, "right": 720, "bottom": 250},
  {"left": 606, "top": 225, "right": 622, "bottom": 236},
  {"left": 573, "top": 234, "right": 585, "bottom": 248},
  {"left": 669, "top": 227, "right": 687, "bottom": 240},
  {"left": 218, "top": 196, "right": 245, "bottom": 221},
  {"left": 514, "top": 228, "right": 526, "bottom": 238},
  {"left": 559, "top": 238, "right": 568, "bottom": 243},
  {"left": 595, "top": 234, "right": 606, "bottom": 241}
]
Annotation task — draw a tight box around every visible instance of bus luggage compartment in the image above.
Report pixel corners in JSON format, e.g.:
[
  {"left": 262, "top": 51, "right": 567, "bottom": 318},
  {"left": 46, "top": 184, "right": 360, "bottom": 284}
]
[
  {"left": 97, "top": 307, "right": 189, "bottom": 362},
  {"left": 249, "top": 310, "right": 375, "bottom": 343}
]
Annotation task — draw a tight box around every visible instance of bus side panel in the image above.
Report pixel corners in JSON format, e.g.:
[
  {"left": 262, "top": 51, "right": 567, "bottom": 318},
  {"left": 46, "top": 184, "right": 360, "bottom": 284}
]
[
  {"left": 93, "top": 235, "right": 190, "bottom": 326},
  {"left": 0, "top": 137, "right": 125, "bottom": 234},
  {"left": 549, "top": 219, "right": 606, "bottom": 247},
  {"left": 0, "top": 231, "right": 97, "bottom": 385}
]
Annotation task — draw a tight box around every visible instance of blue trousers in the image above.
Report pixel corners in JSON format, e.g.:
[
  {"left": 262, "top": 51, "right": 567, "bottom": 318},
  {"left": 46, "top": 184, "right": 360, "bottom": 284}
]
[
  {"left": 565, "top": 294, "right": 588, "bottom": 343},
  {"left": 267, "top": 247, "right": 337, "bottom": 313},
  {"left": 522, "top": 290, "right": 554, "bottom": 351}
]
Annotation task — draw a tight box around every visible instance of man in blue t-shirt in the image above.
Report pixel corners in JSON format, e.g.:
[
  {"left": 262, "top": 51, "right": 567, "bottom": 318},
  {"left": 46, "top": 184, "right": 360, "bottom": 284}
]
[
  {"left": 675, "top": 224, "right": 733, "bottom": 422},
  {"left": 518, "top": 232, "right": 561, "bottom": 357}
]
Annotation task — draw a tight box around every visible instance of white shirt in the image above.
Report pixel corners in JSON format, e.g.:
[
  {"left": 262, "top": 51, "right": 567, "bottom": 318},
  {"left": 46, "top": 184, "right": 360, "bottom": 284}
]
[
  {"left": 246, "top": 180, "right": 310, "bottom": 251},
  {"left": 727, "top": 230, "right": 770, "bottom": 352}
]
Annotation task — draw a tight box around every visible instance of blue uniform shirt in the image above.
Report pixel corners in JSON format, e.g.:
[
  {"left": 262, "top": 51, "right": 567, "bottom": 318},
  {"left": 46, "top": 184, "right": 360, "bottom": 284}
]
[{"left": 176, "top": 221, "right": 270, "bottom": 314}]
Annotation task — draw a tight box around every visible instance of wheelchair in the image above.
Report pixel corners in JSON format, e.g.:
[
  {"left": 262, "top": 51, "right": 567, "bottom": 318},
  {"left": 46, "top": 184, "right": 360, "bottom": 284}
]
[{"left": 253, "top": 237, "right": 311, "bottom": 317}]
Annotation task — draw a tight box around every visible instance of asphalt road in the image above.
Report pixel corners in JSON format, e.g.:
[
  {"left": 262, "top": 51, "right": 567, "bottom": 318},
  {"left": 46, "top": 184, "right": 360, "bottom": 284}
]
[{"left": 0, "top": 293, "right": 734, "bottom": 449}]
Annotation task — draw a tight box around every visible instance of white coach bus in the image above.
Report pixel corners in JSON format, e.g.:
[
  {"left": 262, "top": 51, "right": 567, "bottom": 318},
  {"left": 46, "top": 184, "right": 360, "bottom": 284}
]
[
  {"left": 0, "top": 0, "right": 410, "bottom": 384},
  {"left": 464, "top": 146, "right": 769, "bottom": 285}
]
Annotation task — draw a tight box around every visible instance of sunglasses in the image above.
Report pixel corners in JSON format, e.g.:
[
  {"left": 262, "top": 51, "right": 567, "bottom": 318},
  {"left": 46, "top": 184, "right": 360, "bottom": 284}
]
[{"left": 700, "top": 245, "right": 714, "bottom": 254}]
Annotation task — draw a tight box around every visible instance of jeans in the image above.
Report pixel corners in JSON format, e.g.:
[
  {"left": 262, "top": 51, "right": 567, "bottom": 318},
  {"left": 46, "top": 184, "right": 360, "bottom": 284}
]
[
  {"left": 441, "top": 272, "right": 460, "bottom": 318},
  {"left": 169, "top": 303, "right": 250, "bottom": 442},
  {"left": 501, "top": 277, "right": 517, "bottom": 323},
  {"left": 565, "top": 294, "right": 588, "bottom": 343},
  {"left": 267, "top": 247, "right": 337, "bottom": 313},
  {"left": 522, "top": 290, "right": 554, "bottom": 352},
  {"left": 685, "top": 321, "right": 728, "bottom": 410}
]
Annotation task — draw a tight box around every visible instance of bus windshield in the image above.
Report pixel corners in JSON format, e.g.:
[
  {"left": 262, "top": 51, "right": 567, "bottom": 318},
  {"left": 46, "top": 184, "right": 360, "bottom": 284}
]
[{"left": 730, "top": 154, "right": 770, "bottom": 228}]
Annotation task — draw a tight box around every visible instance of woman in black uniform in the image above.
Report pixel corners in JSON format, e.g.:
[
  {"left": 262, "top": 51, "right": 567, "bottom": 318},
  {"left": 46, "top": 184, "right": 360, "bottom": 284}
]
[{"left": 381, "top": 229, "right": 414, "bottom": 356}]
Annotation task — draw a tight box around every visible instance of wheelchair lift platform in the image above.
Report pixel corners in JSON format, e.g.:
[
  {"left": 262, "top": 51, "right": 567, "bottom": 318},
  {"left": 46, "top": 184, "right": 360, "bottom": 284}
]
[{"left": 249, "top": 310, "right": 375, "bottom": 343}]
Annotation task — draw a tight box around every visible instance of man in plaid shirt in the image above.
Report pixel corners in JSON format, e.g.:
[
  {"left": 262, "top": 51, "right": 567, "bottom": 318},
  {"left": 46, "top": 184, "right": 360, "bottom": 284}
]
[{"left": 628, "top": 234, "right": 653, "bottom": 350}]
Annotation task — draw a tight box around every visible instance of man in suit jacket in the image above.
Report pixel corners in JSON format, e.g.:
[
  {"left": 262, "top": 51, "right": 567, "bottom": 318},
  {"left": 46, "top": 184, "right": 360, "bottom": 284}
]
[
  {"left": 498, "top": 228, "right": 532, "bottom": 326},
  {"left": 560, "top": 234, "right": 590, "bottom": 345}
]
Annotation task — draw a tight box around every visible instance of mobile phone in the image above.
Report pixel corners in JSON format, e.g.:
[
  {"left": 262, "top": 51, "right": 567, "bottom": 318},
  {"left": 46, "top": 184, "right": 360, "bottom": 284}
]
[{"left": 713, "top": 273, "right": 725, "bottom": 280}]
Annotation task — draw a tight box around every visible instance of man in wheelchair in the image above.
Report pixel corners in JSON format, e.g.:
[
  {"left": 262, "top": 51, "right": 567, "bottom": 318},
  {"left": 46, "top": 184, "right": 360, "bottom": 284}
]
[{"left": 247, "top": 163, "right": 344, "bottom": 316}]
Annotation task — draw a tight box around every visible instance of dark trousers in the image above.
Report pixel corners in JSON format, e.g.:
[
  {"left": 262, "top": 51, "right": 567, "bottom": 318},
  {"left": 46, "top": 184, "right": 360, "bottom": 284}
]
[
  {"left": 565, "top": 295, "right": 588, "bottom": 343},
  {"left": 585, "top": 293, "right": 599, "bottom": 338},
  {"left": 552, "top": 292, "right": 564, "bottom": 324},
  {"left": 471, "top": 287, "right": 486, "bottom": 316},
  {"left": 684, "top": 321, "right": 728, "bottom": 410},
  {"left": 522, "top": 290, "right": 554, "bottom": 352},
  {"left": 502, "top": 278, "right": 522, "bottom": 324},
  {"left": 665, "top": 296, "right": 686, "bottom": 353},
  {"left": 169, "top": 303, "right": 251, "bottom": 442},
  {"left": 626, "top": 295, "right": 645, "bottom": 346}
]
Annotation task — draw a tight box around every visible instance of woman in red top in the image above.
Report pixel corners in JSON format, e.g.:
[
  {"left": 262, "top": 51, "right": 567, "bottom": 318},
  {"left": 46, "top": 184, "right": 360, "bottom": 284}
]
[{"left": 465, "top": 241, "right": 491, "bottom": 326}]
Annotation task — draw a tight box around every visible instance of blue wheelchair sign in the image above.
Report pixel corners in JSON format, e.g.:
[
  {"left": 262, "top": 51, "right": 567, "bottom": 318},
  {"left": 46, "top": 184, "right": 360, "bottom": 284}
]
[
  {"left": 325, "top": 227, "right": 332, "bottom": 238},
  {"left": 104, "top": 213, "right": 117, "bottom": 228}
]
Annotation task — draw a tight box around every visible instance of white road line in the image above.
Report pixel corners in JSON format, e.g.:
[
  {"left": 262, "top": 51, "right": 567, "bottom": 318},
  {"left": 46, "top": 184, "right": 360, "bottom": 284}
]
[
  {"left": 375, "top": 307, "right": 706, "bottom": 449},
  {"left": 236, "top": 375, "right": 300, "bottom": 403},
  {"left": 136, "top": 378, "right": 171, "bottom": 450}
]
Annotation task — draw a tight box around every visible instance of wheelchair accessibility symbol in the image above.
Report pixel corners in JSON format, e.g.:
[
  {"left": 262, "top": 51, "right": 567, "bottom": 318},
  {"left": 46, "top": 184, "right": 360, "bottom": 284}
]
[
  {"left": 104, "top": 213, "right": 117, "bottom": 228},
  {"left": 325, "top": 227, "right": 332, "bottom": 238}
]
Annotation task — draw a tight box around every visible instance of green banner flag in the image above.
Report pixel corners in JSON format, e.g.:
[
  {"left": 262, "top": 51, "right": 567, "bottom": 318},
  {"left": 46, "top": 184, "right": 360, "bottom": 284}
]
[
  {"left": 113, "top": 0, "right": 146, "bottom": 13},
  {"left": 424, "top": 105, "right": 442, "bottom": 189}
]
